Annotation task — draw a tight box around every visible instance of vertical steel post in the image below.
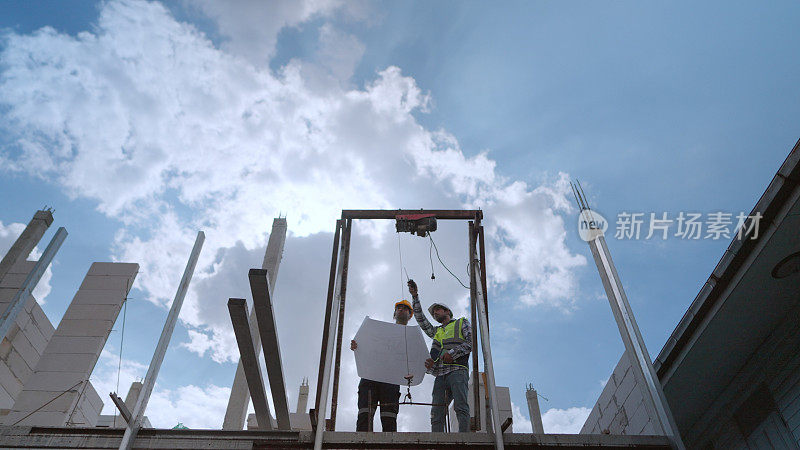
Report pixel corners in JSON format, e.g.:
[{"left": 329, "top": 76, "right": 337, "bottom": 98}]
[
  {"left": 471, "top": 230, "right": 504, "bottom": 450},
  {"left": 468, "top": 222, "right": 481, "bottom": 431},
  {"left": 330, "top": 219, "right": 352, "bottom": 430},
  {"left": 314, "top": 220, "right": 342, "bottom": 425},
  {"left": 313, "top": 222, "right": 348, "bottom": 450},
  {"left": 119, "top": 231, "right": 204, "bottom": 450},
  {"left": 0, "top": 227, "right": 67, "bottom": 341},
  {"left": 477, "top": 224, "right": 489, "bottom": 332},
  {"left": 571, "top": 181, "right": 683, "bottom": 448},
  {"left": 588, "top": 232, "right": 685, "bottom": 449}
]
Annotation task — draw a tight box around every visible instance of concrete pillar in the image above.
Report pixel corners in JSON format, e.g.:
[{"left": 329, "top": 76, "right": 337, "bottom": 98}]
[
  {"left": 124, "top": 381, "right": 143, "bottom": 410},
  {"left": 0, "top": 210, "right": 53, "bottom": 284},
  {"left": 3, "top": 262, "right": 138, "bottom": 426},
  {"left": 296, "top": 377, "right": 309, "bottom": 414},
  {"left": 526, "top": 384, "right": 545, "bottom": 434},
  {"left": 223, "top": 218, "right": 286, "bottom": 430}
]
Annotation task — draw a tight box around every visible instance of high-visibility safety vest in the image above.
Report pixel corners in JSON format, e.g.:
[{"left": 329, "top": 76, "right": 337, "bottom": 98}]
[{"left": 432, "top": 317, "right": 470, "bottom": 369}]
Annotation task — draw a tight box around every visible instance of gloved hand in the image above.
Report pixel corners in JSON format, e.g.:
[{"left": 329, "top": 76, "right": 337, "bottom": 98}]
[{"left": 350, "top": 339, "right": 357, "bottom": 351}]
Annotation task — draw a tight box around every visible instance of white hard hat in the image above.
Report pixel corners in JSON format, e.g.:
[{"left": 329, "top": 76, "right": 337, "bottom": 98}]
[{"left": 428, "top": 303, "right": 452, "bottom": 317}]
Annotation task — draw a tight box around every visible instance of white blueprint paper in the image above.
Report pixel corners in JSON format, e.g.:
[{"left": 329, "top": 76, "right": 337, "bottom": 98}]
[{"left": 352, "top": 316, "right": 429, "bottom": 386}]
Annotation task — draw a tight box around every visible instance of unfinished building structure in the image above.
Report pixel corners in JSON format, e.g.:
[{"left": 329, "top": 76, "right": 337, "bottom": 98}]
[
  {"left": 0, "top": 210, "right": 144, "bottom": 429},
  {"left": 581, "top": 140, "right": 800, "bottom": 448},
  {"left": 0, "top": 210, "right": 205, "bottom": 448},
  {"left": 0, "top": 207, "right": 675, "bottom": 449},
  {"left": 7, "top": 136, "right": 795, "bottom": 447}
]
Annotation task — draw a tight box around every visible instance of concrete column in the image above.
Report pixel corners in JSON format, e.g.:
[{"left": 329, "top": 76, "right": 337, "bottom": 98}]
[
  {"left": 0, "top": 210, "right": 53, "bottom": 284},
  {"left": 124, "top": 381, "right": 143, "bottom": 410},
  {"left": 223, "top": 218, "right": 286, "bottom": 430},
  {"left": 526, "top": 384, "right": 545, "bottom": 434},
  {"left": 3, "top": 262, "right": 138, "bottom": 426},
  {"left": 296, "top": 377, "right": 309, "bottom": 414}
]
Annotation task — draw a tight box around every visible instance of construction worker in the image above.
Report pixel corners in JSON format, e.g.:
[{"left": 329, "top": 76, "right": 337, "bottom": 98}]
[
  {"left": 407, "top": 279, "right": 472, "bottom": 432},
  {"left": 350, "top": 299, "right": 414, "bottom": 432}
]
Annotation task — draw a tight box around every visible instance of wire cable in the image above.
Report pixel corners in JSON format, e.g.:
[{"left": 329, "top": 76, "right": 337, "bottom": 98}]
[
  {"left": 12, "top": 380, "right": 83, "bottom": 426},
  {"left": 429, "top": 237, "right": 436, "bottom": 280},
  {"left": 116, "top": 299, "right": 127, "bottom": 396},
  {"left": 428, "top": 234, "right": 469, "bottom": 289},
  {"left": 404, "top": 326, "right": 410, "bottom": 376},
  {"left": 397, "top": 232, "right": 405, "bottom": 300},
  {"left": 112, "top": 296, "right": 128, "bottom": 427}
]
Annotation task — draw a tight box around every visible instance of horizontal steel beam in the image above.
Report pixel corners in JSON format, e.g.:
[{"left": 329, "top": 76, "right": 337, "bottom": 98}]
[
  {"left": 249, "top": 269, "right": 291, "bottom": 430},
  {"left": 341, "top": 209, "right": 482, "bottom": 220},
  {"left": 228, "top": 298, "right": 273, "bottom": 431}
]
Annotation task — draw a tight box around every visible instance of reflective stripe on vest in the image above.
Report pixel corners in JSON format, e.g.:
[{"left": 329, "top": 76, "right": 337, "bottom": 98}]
[{"left": 432, "top": 318, "right": 468, "bottom": 368}]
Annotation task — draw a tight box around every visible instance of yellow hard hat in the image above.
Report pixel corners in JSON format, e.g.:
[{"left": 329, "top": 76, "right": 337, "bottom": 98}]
[{"left": 395, "top": 299, "right": 412, "bottom": 311}]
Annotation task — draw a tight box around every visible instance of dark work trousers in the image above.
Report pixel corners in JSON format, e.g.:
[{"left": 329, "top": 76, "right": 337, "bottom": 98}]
[{"left": 356, "top": 378, "right": 400, "bottom": 431}]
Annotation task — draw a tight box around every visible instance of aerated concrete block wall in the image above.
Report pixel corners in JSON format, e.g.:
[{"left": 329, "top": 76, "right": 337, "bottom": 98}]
[
  {"left": 580, "top": 352, "right": 654, "bottom": 435},
  {"left": 0, "top": 260, "right": 56, "bottom": 417},
  {"left": 3, "top": 262, "right": 138, "bottom": 427}
]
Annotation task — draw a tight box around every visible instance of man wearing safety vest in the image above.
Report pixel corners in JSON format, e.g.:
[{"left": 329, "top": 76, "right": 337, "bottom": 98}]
[
  {"left": 350, "top": 299, "right": 414, "bottom": 431},
  {"left": 407, "top": 279, "right": 472, "bottom": 432}
]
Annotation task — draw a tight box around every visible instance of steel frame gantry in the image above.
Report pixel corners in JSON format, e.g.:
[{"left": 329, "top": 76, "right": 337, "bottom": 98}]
[{"left": 311, "top": 210, "right": 505, "bottom": 450}]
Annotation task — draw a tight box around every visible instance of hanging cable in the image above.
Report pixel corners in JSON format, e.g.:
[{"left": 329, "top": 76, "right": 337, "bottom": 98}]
[
  {"left": 428, "top": 233, "right": 469, "bottom": 289},
  {"left": 116, "top": 299, "right": 127, "bottom": 395},
  {"left": 12, "top": 380, "right": 83, "bottom": 426},
  {"left": 114, "top": 298, "right": 128, "bottom": 427},
  {"left": 397, "top": 232, "right": 405, "bottom": 300},
  {"left": 428, "top": 237, "right": 436, "bottom": 280},
  {"left": 403, "top": 326, "right": 413, "bottom": 402},
  {"left": 404, "top": 326, "right": 410, "bottom": 375}
]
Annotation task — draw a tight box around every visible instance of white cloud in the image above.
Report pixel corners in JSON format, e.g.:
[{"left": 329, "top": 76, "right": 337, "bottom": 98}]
[
  {"left": 1, "top": 0, "right": 588, "bottom": 429},
  {"left": 90, "top": 349, "right": 230, "bottom": 428},
  {"left": 542, "top": 406, "right": 591, "bottom": 434},
  {"left": 316, "top": 24, "right": 366, "bottom": 83},
  {"left": 0, "top": 0, "right": 583, "bottom": 315},
  {"left": 512, "top": 401, "right": 533, "bottom": 433},
  {"left": 0, "top": 220, "right": 54, "bottom": 303},
  {"left": 191, "top": 0, "right": 352, "bottom": 65},
  {"left": 486, "top": 173, "right": 587, "bottom": 310}
]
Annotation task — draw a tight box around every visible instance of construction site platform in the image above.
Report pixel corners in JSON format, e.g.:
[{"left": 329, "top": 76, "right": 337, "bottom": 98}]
[{"left": 0, "top": 426, "right": 672, "bottom": 449}]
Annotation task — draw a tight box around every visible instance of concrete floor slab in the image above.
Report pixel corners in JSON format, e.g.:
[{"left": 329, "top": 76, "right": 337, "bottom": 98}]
[{"left": 0, "top": 427, "right": 673, "bottom": 449}]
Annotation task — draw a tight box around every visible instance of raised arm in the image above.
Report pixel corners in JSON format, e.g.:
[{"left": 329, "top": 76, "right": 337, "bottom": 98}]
[{"left": 407, "top": 279, "right": 435, "bottom": 338}]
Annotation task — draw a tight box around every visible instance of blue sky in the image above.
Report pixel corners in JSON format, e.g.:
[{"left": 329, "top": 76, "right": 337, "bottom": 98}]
[{"left": 0, "top": 0, "right": 799, "bottom": 432}]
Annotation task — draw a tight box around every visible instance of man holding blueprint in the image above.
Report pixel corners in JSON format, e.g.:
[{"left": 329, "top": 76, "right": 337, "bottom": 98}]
[{"left": 350, "top": 300, "right": 429, "bottom": 431}]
